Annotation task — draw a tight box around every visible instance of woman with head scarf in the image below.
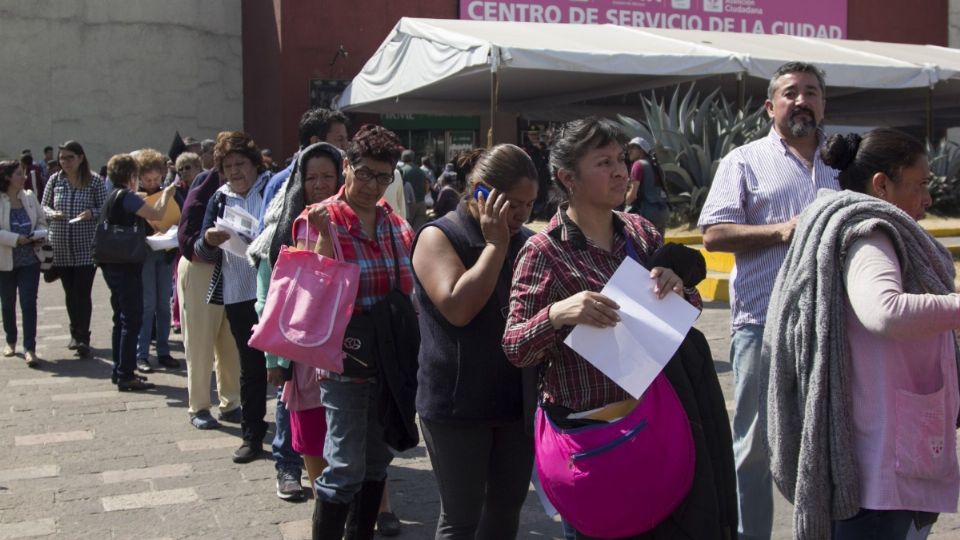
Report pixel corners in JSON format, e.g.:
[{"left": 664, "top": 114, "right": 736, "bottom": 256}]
[{"left": 248, "top": 142, "right": 341, "bottom": 497}]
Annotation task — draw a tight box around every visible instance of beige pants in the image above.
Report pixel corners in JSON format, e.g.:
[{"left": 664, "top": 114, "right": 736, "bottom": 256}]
[{"left": 178, "top": 257, "right": 241, "bottom": 415}]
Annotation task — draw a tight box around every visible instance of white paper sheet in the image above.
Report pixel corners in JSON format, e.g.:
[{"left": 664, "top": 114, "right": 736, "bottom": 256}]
[
  {"left": 146, "top": 225, "right": 179, "bottom": 251},
  {"left": 563, "top": 257, "right": 700, "bottom": 399},
  {"left": 214, "top": 217, "right": 252, "bottom": 258}
]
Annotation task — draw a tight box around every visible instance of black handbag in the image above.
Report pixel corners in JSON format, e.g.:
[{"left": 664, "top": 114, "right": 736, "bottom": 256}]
[{"left": 92, "top": 188, "right": 149, "bottom": 265}]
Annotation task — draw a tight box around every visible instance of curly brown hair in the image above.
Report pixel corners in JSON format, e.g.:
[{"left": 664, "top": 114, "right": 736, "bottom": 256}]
[
  {"left": 345, "top": 124, "right": 402, "bottom": 167},
  {"left": 106, "top": 154, "right": 140, "bottom": 189},
  {"left": 214, "top": 131, "right": 264, "bottom": 174},
  {"left": 133, "top": 148, "right": 167, "bottom": 175}
]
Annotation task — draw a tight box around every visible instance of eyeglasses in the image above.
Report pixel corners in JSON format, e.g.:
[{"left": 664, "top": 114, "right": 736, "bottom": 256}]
[
  {"left": 351, "top": 164, "right": 394, "bottom": 186},
  {"left": 177, "top": 165, "right": 194, "bottom": 173}
]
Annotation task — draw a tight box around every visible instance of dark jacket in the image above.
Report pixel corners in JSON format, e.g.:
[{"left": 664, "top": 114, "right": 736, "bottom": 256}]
[
  {"left": 177, "top": 169, "right": 220, "bottom": 260},
  {"left": 640, "top": 327, "right": 737, "bottom": 540}
]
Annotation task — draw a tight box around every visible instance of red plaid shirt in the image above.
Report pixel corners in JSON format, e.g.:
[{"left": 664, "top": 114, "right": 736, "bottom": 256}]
[
  {"left": 295, "top": 189, "right": 415, "bottom": 312},
  {"left": 503, "top": 206, "right": 702, "bottom": 412}
]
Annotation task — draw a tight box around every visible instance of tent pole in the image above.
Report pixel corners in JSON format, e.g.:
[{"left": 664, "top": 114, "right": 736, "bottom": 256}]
[
  {"left": 488, "top": 47, "right": 501, "bottom": 148},
  {"left": 926, "top": 86, "right": 934, "bottom": 143},
  {"left": 488, "top": 70, "right": 499, "bottom": 148}
]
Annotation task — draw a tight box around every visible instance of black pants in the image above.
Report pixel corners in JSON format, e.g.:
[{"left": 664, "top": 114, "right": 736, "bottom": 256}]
[
  {"left": 224, "top": 300, "right": 267, "bottom": 442},
  {"left": 101, "top": 264, "right": 143, "bottom": 383},
  {"left": 420, "top": 417, "right": 534, "bottom": 540},
  {"left": 58, "top": 265, "right": 97, "bottom": 345}
]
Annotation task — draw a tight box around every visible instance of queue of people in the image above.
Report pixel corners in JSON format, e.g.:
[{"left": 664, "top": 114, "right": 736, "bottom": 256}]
[{"left": 3, "top": 59, "right": 959, "bottom": 540}]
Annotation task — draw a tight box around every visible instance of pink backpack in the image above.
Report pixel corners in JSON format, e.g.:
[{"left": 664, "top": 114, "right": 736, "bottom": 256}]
[
  {"left": 535, "top": 373, "right": 695, "bottom": 538},
  {"left": 248, "top": 219, "right": 359, "bottom": 373}
]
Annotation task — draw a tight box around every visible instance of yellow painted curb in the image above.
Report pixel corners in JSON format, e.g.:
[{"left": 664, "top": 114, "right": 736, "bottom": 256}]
[
  {"left": 700, "top": 249, "right": 735, "bottom": 273},
  {"left": 927, "top": 227, "right": 960, "bottom": 238},
  {"left": 697, "top": 276, "right": 729, "bottom": 302},
  {"left": 664, "top": 234, "right": 702, "bottom": 245}
]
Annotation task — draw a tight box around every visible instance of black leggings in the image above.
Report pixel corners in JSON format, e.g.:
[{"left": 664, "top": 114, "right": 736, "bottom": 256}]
[
  {"left": 420, "top": 417, "right": 534, "bottom": 540},
  {"left": 224, "top": 300, "right": 267, "bottom": 442},
  {"left": 59, "top": 265, "right": 96, "bottom": 344}
]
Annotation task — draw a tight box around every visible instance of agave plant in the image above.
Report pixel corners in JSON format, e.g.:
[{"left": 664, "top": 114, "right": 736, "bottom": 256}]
[
  {"left": 619, "top": 84, "right": 767, "bottom": 226},
  {"left": 927, "top": 138, "right": 960, "bottom": 216}
]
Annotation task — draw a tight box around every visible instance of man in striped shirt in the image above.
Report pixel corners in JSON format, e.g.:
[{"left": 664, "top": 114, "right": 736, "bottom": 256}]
[{"left": 698, "top": 62, "right": 840, "bottom": 540}]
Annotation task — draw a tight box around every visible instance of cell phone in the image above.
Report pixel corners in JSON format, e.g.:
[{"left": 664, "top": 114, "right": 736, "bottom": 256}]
[{"left": 472, "top": 183, "right": 491, "bottom": 201}]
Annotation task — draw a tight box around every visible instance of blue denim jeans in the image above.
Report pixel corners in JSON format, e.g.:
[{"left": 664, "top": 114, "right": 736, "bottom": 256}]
[
  {"left": 0, "top": 263, "right": 40, "bottom": 352},
  {"left": 730, "top": 324, "right": 772, "bottom": 540},
  {"left": 315, "top": 378, "right": 394, "bottom": 504},
  {"left": 272, "top": 386, "right": 303, "bottom": 474},
  {"left": 137, "top": 250, "right": 172, "bottom": 360},
  {"left": 101, "top": 264, "right": 144, "bottom": 383},
  {"left": 833, "top": 509, "right": 933, "bottom": 540}
]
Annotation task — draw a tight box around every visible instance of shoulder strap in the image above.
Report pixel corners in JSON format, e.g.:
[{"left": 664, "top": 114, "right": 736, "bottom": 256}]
[
  {"left": 100, "top": 188, "right": 125, "bottom": 226},
  {"left": 383, "top": 215, "right": 402, "bottom": 287}
]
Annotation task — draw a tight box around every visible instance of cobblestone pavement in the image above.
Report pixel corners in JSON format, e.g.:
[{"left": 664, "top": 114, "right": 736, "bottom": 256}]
[{"left": 1, "top": 278, "right": 959, "bottom": 539}]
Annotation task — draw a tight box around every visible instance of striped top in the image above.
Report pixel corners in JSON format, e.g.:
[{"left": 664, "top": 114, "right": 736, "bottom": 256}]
[
  {"left": 698, "top": 129, "right": 839, "bottom": 331},
  {"left": 196, "top": 171, "right": 270, "bottom": 305}
]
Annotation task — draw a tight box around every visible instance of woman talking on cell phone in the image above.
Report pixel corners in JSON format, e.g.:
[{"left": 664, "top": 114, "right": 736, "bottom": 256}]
[{"left": 412, "top": 145, "right": 539, "bottom": 539}]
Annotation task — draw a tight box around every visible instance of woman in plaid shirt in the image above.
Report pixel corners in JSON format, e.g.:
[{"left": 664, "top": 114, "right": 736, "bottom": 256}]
[
  {"left": 41, "top": 140, "right": 107, "bottom": 358},
  {"left": 502, "top": 118, "right": 694, "bottom": 412},
  {"left": 502, "top": 118, "right": 705, "bottom": 539},
  {"left": 295, "top": 125, "right": 416, "bottom": 540}
]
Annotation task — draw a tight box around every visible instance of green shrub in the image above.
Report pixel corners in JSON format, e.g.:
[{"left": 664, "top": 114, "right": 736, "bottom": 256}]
[
  {"left": 927, "top": 139, "right": 960, "bottom": 216},
  {"left": 619, "top": 84, "right": 767, "bottom": 227}
]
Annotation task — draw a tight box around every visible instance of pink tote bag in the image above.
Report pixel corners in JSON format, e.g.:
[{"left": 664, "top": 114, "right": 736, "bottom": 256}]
[{"left": 249, "top": 219, "right": 359, "bottom": 373}]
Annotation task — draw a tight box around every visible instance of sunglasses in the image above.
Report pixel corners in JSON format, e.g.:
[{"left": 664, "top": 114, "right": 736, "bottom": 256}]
[{"left": 177, "top": 165, "right": 194, "bottom": 173}]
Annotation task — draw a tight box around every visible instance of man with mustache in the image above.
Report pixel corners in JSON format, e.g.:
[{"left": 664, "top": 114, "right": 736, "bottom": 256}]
[{"left": 698, "top": 62, "right": 841, "bottom": 540}]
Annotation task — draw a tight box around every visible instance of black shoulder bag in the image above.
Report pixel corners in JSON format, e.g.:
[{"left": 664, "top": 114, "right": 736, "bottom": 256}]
[{"left": 92, "top": 188, "right": 149, "bottom": 265}]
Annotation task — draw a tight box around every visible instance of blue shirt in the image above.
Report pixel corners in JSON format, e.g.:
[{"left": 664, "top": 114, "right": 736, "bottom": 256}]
[
  {"left": 698, "top": 129, "right": 840, "bottom": 332},
  {"left": 9, "top": 207, "right": 36, "bottom": 268}
]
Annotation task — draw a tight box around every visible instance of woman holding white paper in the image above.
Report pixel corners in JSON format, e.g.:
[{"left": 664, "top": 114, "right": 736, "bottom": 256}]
[
  {"left": 132, "top": 148, "right": 180, "bottom": 373},
  {"left": 0, "top": 160, "right": 48, "bottom": 367},
  {"left": 195, "top": 131, "right": 272, "bottom": 464},
  {"left": 502, "top": 117, "right": 692, "bottom": 412},
  {"left": 503, "top": 117, "right": 738, "bottom": 540}
]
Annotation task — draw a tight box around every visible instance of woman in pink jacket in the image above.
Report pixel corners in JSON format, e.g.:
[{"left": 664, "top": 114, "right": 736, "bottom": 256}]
[{"left": 765, "top": 128, "right": 960, "bottom": 540}]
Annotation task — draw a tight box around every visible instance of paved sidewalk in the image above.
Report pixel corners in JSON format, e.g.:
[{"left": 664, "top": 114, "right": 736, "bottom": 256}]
[{"left": 1, "top": 278, "right": 959, "bottom": 538}]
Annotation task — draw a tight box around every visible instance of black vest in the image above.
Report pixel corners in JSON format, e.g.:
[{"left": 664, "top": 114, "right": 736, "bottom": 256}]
[{"left": 413, "top": 203, "right": 532, "bottom": 424}]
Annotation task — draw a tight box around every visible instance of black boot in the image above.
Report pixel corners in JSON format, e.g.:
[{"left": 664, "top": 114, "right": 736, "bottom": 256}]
[
  {"left": 312, "top": 498, "right": 351, "bottom": 540},
  {"left": 343, "top": 480, "right": 387, "bottom": 540}
]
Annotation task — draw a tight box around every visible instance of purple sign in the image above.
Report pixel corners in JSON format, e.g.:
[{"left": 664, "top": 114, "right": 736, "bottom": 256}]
[{"left": 460, "top": 0, "right": 847, "bottom": 38}]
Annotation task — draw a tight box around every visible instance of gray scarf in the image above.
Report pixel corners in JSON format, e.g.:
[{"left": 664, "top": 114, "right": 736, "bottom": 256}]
[
  {"left": 762, "top": 189, "right": 958, "bottom": 539},
  {"left": 246, "top": 142, "right": 342, "bottom": 268}
]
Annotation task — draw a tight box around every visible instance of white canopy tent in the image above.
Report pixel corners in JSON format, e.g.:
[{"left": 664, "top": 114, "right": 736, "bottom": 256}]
[{"left": 338, "top": 18, "right": 960, "bottom": 133}]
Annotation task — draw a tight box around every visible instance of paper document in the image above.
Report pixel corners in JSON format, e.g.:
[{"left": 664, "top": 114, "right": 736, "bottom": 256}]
[
  {"left": 215, "top": 209, "right": 257, "bottom": 258},
  {"left": 30, "top": 229, "right": 48, "bottom": 240},
  {"left": 563, "top": 257, "right": 700, "bottom": 399},
  {"left": 146, "top": 225, "right": 179, "bottom": 251},
  {"left": 143, "top": 192, "right": 181, "bottom": 233},
  {"left": 68, "top": 216, "right": 85, "bottom": 224}
]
